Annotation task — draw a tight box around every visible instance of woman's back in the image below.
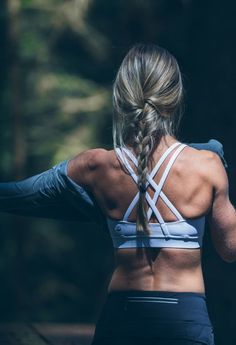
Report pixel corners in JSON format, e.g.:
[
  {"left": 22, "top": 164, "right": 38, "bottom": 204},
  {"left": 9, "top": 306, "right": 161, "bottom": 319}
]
[
  {"left": 68, "top": 135, "right": 218, "bottom": 293},
  {"left": 68, "top": 42, "right": 235, "bottom": 344}
]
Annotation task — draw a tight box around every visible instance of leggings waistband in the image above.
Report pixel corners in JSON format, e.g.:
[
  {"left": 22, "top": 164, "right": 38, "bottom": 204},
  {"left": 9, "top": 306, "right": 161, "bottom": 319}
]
[{"left": 107, "top": 289, "right": 206, "bottom": 299}]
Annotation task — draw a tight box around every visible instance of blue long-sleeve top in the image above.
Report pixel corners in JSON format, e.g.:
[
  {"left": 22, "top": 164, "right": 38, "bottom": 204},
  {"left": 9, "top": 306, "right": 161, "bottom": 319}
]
[{"left": 0, "top": 139, "right": 228, "bottom": 226}]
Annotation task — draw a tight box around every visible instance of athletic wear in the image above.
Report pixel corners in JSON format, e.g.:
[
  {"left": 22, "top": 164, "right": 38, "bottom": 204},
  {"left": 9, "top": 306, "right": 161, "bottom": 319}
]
[
  {"left": 0, "top": 139, "right": 222, "bottom": 345},
  {"left": 90, "top": 290, "right": 215, "bottom": 345},
  {"left": 0, "top": 159, "right": 103, "bottom": 222},
  {"left": 107, "top": 142, "right": 205, "bottom": 249}
]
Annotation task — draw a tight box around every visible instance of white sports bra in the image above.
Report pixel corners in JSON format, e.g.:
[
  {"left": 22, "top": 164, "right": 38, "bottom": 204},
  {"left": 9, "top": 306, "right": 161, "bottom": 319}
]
[{"left": 106, "top": 142, "right": 205, "bottom": 249}]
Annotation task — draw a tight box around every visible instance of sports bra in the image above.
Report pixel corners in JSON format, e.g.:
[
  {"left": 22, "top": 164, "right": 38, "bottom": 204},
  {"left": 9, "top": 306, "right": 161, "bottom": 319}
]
[{"left": 106, "top": 141, "right": 206, "bottom": 249}]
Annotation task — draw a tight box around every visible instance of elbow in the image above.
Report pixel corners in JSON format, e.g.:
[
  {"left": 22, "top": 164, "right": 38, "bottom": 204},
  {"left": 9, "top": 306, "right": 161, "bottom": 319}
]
[
  {"left": 222, "top": 257, "right": 235, "bottom": 263},
  {"left": 220, "top": 251, "right": 236, "bottom": 263},
  {"left": 214, "top": 240, "right": 236, "bottom": 263}
]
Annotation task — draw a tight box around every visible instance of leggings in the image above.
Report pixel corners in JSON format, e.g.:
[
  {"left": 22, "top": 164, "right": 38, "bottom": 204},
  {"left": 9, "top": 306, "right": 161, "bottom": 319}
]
[{"left": 90, "top": 290, "right": 215, "bottom": 345}]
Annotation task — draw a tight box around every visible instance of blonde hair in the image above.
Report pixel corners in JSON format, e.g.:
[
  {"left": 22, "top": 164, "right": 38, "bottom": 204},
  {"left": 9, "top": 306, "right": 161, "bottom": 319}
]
[{"left": 112, "top": 43, "right": 185, "bottom": 234}]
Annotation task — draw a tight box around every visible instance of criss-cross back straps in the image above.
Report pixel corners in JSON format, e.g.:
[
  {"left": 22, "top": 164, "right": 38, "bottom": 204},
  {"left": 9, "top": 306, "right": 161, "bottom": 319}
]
[
  {"left": 115, "top": 142, "right": 187, "bottom": 237},
  {"left": 116, "top": 142, "right": 182, "bottom": 221},
  {"left": 121, "top": 143, "right": 181, "bottom": 219},
  {"left": 116, "top": 148, "right": 169, "bottom": 236},
  {"left": 122, "top": 143, "right": 187, "bottom": 221}
]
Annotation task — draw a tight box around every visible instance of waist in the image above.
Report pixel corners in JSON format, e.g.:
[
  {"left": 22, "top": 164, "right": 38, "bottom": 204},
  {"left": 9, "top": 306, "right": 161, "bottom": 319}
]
[{"left": 108, "top": 263, "right": 205, "bottom": 294}]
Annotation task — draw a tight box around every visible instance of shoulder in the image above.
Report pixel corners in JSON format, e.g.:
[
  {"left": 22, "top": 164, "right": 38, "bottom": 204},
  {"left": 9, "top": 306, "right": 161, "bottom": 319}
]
[
  {"left": 184, "top": 146, "right": 227, "bottom": 187},
  {"left": 183, "top": 144, "right": 221, "bottom": 164},
  {"left": 201, "top": 149, "right": 229, "bottom": 191},
  {"left": 67, "top": 148, "right": 109, "bottom": 186}
]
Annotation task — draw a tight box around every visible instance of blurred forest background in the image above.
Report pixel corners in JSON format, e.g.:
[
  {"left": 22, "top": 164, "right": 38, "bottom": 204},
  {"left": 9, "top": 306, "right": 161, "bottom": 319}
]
[{"left": 0, "top": 0, "right": 236, "bottom": 343}]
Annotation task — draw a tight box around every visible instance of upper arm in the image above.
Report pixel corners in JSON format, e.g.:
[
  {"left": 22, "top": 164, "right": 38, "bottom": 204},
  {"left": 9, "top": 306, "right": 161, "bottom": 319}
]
[
  {"left": 207, "top": 152, "right": 236, "bottom": 262},
  {"left": 67, "top": 148, "right": 107, "bottom": 188}
]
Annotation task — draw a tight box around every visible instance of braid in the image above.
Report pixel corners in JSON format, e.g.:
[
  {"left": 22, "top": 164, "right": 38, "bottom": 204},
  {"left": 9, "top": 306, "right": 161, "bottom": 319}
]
[
  {"left": 112, "top": 43, "right": 185, "bottom": 234},
  {"left": 136, "top": 104, "right": 155, "bottom": 234}
]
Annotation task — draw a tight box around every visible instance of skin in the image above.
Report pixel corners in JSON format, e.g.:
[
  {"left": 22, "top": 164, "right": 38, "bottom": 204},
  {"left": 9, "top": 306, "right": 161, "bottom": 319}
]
[{"left": 67, "top": 134, "right": 236, "bottom": 293}]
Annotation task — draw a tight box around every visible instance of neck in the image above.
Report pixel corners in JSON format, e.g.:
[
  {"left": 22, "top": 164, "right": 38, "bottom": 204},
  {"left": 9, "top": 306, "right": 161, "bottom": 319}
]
[{"left": 124, "top": 134, "right": 179, "bottom": 151}]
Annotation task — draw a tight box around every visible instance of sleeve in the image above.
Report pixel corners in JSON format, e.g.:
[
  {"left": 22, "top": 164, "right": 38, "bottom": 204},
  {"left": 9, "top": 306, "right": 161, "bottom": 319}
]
[
  {"left": 187, "top": 139, "right": 228, "bottom": 168},
  {"left": 0, "top": 159, "right": 105, "bottom": 224}
]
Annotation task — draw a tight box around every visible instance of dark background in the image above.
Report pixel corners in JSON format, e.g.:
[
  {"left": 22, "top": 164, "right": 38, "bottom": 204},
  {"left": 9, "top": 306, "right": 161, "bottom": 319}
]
[{"left": 0, "top": 1, "right": 236, "bottom": 344}]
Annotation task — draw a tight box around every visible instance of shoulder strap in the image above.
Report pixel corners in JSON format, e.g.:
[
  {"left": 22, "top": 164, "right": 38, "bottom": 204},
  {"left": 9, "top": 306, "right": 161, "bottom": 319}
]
[
  {"left": 115, "top": 142, "right": 187, "bottom": 236},
  {"left": 121, "top": 142, "right": 182, "bottom": 220}
]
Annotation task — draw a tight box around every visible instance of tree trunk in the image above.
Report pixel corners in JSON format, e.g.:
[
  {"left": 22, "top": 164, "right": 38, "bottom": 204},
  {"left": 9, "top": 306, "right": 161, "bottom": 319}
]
[
  {"left": 7, "top": 0, "right": 26, "bottom": 180},
  {"left": 6, "top": 0, "right": 29, "bottom": 317}
]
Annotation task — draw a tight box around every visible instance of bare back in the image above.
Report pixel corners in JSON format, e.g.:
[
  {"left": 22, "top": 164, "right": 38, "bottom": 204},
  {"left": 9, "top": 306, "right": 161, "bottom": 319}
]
[{"left": 71, "top": 137, "right": 217, "bottom": 293}]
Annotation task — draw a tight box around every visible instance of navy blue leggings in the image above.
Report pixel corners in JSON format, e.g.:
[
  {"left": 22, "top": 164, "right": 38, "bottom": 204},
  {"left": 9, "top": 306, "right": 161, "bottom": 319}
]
[{"left": 90, "top": 290, "right": 215, "bottom": 345}]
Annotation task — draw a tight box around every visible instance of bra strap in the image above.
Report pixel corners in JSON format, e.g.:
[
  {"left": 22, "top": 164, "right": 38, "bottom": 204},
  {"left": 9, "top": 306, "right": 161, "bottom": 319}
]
[
  {"left": 115, "top": 143, "right": 187, "bottom": 237},
  {"left": 119, "top": 143, "right": 180, "bottom": 221},
  {"left": 146, "top": 143, "right": 187, "bottom": 221},
  {"left": 121, "top": 143, "right": 185, "bottom": 221}
]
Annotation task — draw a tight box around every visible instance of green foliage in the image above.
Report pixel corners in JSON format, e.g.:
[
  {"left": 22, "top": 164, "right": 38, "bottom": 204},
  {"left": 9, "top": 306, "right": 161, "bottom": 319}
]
[{"left": 1, "top": 0, "right": 114, "bottom": 322}]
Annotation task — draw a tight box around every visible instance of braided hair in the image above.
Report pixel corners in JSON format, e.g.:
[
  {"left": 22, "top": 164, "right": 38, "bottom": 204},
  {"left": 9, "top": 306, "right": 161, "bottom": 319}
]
[{"left": 112, "top": 43, "right": 184, "bottom": 234}]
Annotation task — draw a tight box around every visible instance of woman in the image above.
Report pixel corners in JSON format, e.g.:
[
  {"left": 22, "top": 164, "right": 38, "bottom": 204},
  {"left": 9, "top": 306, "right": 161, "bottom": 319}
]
[
  {"left": 0, "top": 43, "right": 234, "bottom": 345},
  {"left": 67, "top": 43, "right": 233, "bottom": 345}
]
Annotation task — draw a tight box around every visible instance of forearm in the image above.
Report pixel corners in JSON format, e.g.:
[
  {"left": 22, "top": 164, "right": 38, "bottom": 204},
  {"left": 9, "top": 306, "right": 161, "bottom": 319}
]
[{"left": 0, "top": 159, "right": 102, "bottom": 223}]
